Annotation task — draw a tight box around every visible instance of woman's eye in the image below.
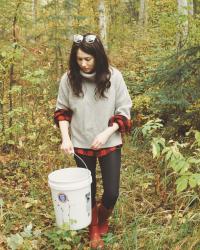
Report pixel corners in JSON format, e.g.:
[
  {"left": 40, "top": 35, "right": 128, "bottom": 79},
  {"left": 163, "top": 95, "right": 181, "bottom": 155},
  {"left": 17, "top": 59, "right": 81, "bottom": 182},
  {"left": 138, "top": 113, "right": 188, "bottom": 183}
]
[{"left": 77, "top": 58, "right": 91, "bottom": 62}]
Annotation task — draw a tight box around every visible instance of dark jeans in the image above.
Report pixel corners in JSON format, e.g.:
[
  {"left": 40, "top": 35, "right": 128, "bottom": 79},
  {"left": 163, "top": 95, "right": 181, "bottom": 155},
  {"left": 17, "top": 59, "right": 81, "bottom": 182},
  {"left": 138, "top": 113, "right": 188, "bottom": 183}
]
[{"left": 74, "top": 149, "right": 121, "bottom": 209}]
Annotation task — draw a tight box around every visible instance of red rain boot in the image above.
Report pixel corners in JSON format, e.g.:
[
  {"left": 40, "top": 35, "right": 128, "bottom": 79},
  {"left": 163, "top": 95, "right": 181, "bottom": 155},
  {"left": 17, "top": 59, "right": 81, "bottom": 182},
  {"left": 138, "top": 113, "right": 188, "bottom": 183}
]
[
  {"left": 89, "top": 205, "right": 104, "bottom": 249},
  {"left": 98, "top": 203, "right": 113, "bottom": 236}
]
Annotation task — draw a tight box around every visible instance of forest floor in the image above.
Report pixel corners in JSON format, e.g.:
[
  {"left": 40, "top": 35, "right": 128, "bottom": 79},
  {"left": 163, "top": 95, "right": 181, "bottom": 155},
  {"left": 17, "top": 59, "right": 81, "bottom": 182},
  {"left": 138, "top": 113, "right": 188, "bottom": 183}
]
[{"left": 0, "top": 136, "right": 200, "bottom": 250}]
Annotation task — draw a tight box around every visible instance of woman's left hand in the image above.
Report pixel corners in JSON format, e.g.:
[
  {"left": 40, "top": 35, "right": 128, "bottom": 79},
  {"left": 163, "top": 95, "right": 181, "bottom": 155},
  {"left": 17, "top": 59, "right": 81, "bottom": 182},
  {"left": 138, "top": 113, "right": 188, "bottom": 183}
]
[{"left": 90, "top": 130, "right": 110, "bottom": 150}]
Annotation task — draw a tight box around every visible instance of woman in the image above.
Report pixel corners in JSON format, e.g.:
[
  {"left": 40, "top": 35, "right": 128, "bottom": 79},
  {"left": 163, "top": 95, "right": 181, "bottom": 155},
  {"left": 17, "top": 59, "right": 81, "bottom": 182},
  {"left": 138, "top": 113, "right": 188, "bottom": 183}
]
[{"left": 54, "top": 33, "right": 132, "bottom": 249}]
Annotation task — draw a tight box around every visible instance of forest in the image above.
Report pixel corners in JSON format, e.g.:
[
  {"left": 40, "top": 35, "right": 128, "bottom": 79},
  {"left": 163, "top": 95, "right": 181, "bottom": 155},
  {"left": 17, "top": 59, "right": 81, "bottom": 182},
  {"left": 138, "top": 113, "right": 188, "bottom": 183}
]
[{"left": 0, "top": 0, "right": 200, "bottom": 249}]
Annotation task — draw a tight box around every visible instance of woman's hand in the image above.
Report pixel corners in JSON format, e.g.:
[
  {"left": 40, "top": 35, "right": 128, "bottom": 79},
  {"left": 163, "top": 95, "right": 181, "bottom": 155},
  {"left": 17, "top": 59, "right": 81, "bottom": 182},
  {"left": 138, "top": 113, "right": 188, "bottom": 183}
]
[
  {"left": 90, "top": 130, "right": 110, "bottom": 150},
  {"left": 91, "top": 123, "right": 119, "bottom": 150},
  {"left": 58, "top": 120, "right": 74, "bottom": 154},
  {"left": 60, "top": 139, "right": 74, "bottom": 155}
]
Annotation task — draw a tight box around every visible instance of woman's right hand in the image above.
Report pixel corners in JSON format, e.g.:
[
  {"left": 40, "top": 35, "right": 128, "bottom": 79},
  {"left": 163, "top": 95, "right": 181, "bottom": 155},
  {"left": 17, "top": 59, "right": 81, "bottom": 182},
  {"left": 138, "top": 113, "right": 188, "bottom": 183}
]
[{"left": 60, "top": 140, "right": 74, "bottom": 155}]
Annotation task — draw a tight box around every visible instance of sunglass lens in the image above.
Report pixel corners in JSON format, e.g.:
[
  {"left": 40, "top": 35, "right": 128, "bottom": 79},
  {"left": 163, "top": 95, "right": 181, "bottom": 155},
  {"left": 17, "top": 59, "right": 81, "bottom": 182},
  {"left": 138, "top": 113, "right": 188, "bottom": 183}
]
[
  {"left": 74, "top": 34, "right": 83, "bottom": 43},
  {"left": 85, "top": 35, "right": 96, "bottom": 43}
]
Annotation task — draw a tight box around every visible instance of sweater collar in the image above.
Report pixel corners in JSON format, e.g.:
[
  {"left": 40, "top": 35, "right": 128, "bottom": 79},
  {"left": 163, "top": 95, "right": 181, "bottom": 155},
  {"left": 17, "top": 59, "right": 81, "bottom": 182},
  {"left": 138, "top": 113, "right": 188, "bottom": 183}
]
[{"left": 80, "top": 70, "right": 96, "bottom": 80}]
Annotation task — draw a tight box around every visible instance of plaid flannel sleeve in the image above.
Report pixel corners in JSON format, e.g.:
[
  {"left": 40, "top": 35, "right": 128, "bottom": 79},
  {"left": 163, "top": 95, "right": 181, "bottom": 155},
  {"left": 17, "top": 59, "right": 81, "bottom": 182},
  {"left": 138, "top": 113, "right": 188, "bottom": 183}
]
[
  {"left": 108, "top": 115, "right": 132, "bottom": 133},
  {"left": 54, "top": 109, "right": 73, "bottom": 127}
]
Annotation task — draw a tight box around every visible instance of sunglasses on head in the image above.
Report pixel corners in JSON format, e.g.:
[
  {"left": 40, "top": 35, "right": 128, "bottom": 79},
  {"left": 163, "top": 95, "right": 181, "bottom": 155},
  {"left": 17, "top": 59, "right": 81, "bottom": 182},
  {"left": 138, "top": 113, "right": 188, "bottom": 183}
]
[{"left": 73, "top": 34, "right": 97, "bottom": 44}]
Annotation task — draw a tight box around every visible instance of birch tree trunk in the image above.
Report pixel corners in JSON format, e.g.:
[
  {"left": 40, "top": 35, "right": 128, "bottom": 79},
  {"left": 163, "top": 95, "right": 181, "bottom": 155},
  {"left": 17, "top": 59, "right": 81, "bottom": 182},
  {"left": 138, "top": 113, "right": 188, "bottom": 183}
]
[
  {"left": 177, "top": 0, "right": 189, "bottom": 48},
  {"left": 98, "top": 0, "right": 108, "bottom": 50},
  {"left": 138, "top": 0, "right": 148, "bottom": 26}
]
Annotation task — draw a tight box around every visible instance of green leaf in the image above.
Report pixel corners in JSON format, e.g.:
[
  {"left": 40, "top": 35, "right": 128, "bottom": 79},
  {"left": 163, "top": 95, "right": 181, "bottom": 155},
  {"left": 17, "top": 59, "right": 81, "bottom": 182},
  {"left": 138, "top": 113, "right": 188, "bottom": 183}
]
[
  {"left": 7, "top": 140, "right": 15, "bottom": 145},
  {"left": 7, "top": 234, "right": 24, "bottom": 250},
  {"left": 195, "top": 131, "right": 200, "bottom": 146},
  {"left": 189, "top": 176, "right": 197, "bottom": 188},
  {"left": 34, "top": 69, "right": 45, "bottom": 76},
  {"left": 1, "top": 51, "right": 7, "bottom": 57},
  {"left": 8, "top": 86, "right": 22, "bottom": 94},
  {"left": 170, "top": 158, "right": 190, "bottom": 174},
  {"left": 151, "top": 141, "right": 160, "bottom": 158},
  {"left": 151, "top": 137, "right": 165, "bottom": 158},
  {"left": 176, "top": 176, "right": 188, "bottom": 193},
  {"left": 142, "top": 119, "right": 163, "bottom": 136},
  {"left": 172, "top": 147, "right": 182, "bottom": 158},
  {"left": 170, "top": 159, "right": 187, "bottom": 172},
  {"left": 187, "top": 157, "right": 200, "bottom": 164},
  {"left": 193, "top": 174, "right": 200, "bottom": 185},
  {"left": 165, "top": 149, "right": 172, "bottom": 161},
  {"left": 19, "top": 161, "right": 29, "bottom": 168},
  {"left": 162, "top": 146, "right": 170, "bottom": 154},
  {"left": 0, "top": 198, "right": 4, "bottom": 206}
]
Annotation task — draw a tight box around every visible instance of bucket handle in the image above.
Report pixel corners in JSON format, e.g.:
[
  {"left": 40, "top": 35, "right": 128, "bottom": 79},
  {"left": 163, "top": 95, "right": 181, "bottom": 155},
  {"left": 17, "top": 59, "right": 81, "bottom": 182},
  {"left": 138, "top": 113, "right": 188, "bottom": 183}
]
[{"left": 73, "top": 152, "right": 89, "bottom": 170}]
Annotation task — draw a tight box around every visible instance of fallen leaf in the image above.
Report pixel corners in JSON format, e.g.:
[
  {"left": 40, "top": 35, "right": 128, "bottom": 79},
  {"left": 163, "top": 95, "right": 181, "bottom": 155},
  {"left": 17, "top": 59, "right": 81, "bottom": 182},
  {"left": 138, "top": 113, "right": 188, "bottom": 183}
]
[{"left": 25, "top": 203, "right": 33, "bottom": 209}]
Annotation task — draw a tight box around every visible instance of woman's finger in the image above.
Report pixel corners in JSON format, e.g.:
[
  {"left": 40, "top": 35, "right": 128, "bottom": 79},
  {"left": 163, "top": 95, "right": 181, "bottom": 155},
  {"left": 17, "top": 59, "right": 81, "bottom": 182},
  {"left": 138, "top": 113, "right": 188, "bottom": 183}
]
[
  {"left": 91, "top": 141, "right": 99, "bottom": 149},
  {"left": 69, "top": 146, "right": 74, "bottom": 154},
  {"left": 60, "top": 145, "right": 72, "bottom": 155},
  {"left": 91, "top": 138, "right": 98, "bottom": 146},
  {"left": 92, "top": 142, "right": 102, "bottom": 149}
]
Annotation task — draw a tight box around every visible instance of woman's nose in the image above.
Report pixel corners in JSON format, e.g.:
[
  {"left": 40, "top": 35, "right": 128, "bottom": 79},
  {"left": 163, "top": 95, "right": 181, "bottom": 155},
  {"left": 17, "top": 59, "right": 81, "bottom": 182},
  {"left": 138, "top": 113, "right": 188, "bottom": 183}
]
[{"left": 81, "top": 60, "right": 87, "bottom": 67}]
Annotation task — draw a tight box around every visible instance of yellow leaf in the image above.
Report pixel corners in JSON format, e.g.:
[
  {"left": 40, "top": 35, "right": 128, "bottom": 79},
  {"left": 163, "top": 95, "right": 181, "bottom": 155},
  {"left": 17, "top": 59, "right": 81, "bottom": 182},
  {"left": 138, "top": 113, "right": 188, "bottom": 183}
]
[{"left": 24, "top": 203, "right": 32, "bottom": 209}]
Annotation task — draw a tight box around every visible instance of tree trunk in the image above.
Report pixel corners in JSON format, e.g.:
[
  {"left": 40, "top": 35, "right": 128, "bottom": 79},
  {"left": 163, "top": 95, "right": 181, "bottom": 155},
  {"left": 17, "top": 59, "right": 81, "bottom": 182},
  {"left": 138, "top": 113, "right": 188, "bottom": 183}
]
[
  {"left": 177, "top": 0, "right": 189, "bottom": 49},
  {"left": 124, "top": 0, "right": 139, "bottom": 21},
  {"left": 9, "top": 2, "right": 21, "bottom": 136},
  {"left": 53, "top": 0, "right": 63, "bottom": 76},
  {"left": 193, "top": 0, "right": 199, "bottom": 15},
  {"left": 32, "top": 0, "right": 38, "bottom": 41},
  {"left": 0, "top": 80, "right": 5, "bottom": 134},
  {"left": 98, "top": 0, "right": 108, "bottom": 50},
  {"left": 188, "top": 0, "right": 194, "bottom": 15},
  {"left": 138, "top": 0, "right": 148, "bottom": 26},
  {"left": 66, "top": 0, "right": 74, "bottom": 40},
  {"left": 58, "top": 45, "right": 64, "bottom": 74}
]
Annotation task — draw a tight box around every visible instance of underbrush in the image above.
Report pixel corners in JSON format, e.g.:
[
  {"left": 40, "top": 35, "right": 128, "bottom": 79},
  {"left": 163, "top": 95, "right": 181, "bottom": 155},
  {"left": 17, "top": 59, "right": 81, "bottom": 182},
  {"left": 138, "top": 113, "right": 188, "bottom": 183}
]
[{"left": 1, "top": 132, "right": 200, "bottom": 249}]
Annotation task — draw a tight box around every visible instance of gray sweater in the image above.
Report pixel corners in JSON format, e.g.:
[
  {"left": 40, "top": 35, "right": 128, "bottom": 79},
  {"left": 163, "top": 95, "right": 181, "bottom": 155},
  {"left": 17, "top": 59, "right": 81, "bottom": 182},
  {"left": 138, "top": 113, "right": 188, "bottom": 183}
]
[{"left": 55, "top": 67, "right": 132, "bottom": 148}]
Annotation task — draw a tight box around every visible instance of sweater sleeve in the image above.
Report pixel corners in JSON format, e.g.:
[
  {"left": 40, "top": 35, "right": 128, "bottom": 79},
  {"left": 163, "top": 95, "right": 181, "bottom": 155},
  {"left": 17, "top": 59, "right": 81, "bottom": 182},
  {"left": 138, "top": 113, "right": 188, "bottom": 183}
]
[
  {"left": 115, "top": 72, "right": 132, "bottom": 119},
  {"left": 55, "top": 73, "right": 70, "bottom": 111},
  {"left": 108, "top": 71, "right": 132, "bottom": 133},
  {"left": 54, "top": 109, "right": 73, "bottom": 127},
  {"left": 108, "top": 115, "right": 132, "bottom": 133},
  {"left": 54, "top": 73, "right": 73, "bottom": 127}
]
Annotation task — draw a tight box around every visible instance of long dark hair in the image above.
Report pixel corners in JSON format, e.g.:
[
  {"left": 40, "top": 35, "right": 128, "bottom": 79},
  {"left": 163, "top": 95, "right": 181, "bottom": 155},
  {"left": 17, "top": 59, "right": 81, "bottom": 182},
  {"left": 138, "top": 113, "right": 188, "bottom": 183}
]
[{"left": 68, "top": 33, "right": 111, "bottom": 98}]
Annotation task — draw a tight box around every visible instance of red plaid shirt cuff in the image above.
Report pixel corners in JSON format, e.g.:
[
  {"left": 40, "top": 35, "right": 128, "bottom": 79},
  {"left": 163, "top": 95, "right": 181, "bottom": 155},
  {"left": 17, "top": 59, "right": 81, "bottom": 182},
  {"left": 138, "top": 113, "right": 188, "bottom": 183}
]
[
  {"left": 108, "top": 115, "right": 132, "bottom": 133},
  {"left": 74, "top": 145, "right": 122, "bottom": 157},
  {"left": 54, "top": 109, "right": 73, "bottom": 127}
]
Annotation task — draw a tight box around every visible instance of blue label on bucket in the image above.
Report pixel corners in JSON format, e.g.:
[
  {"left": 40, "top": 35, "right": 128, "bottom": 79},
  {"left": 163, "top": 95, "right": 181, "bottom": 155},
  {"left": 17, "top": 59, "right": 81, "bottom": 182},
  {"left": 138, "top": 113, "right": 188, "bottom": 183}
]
[
  {"left": 58, "top": 193, "right": 68, "bottom": 203},
  {"left": 85, "top": 192, "right": 91, "bottom": 216}
]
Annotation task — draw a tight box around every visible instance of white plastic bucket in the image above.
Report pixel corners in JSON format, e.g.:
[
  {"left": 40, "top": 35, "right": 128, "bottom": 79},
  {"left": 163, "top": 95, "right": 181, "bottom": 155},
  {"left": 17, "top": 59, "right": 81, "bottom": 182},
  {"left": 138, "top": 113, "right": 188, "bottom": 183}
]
[{"left": 48, "top": 167, "right": 92, "bottom": 230}]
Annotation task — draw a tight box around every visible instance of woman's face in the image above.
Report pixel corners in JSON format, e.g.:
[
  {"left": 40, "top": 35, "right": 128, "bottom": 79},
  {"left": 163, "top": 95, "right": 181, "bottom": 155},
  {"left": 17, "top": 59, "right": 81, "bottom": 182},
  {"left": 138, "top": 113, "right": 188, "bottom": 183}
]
[{"left": 76, "top": 48, "right": 95, "bottom": 73}]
